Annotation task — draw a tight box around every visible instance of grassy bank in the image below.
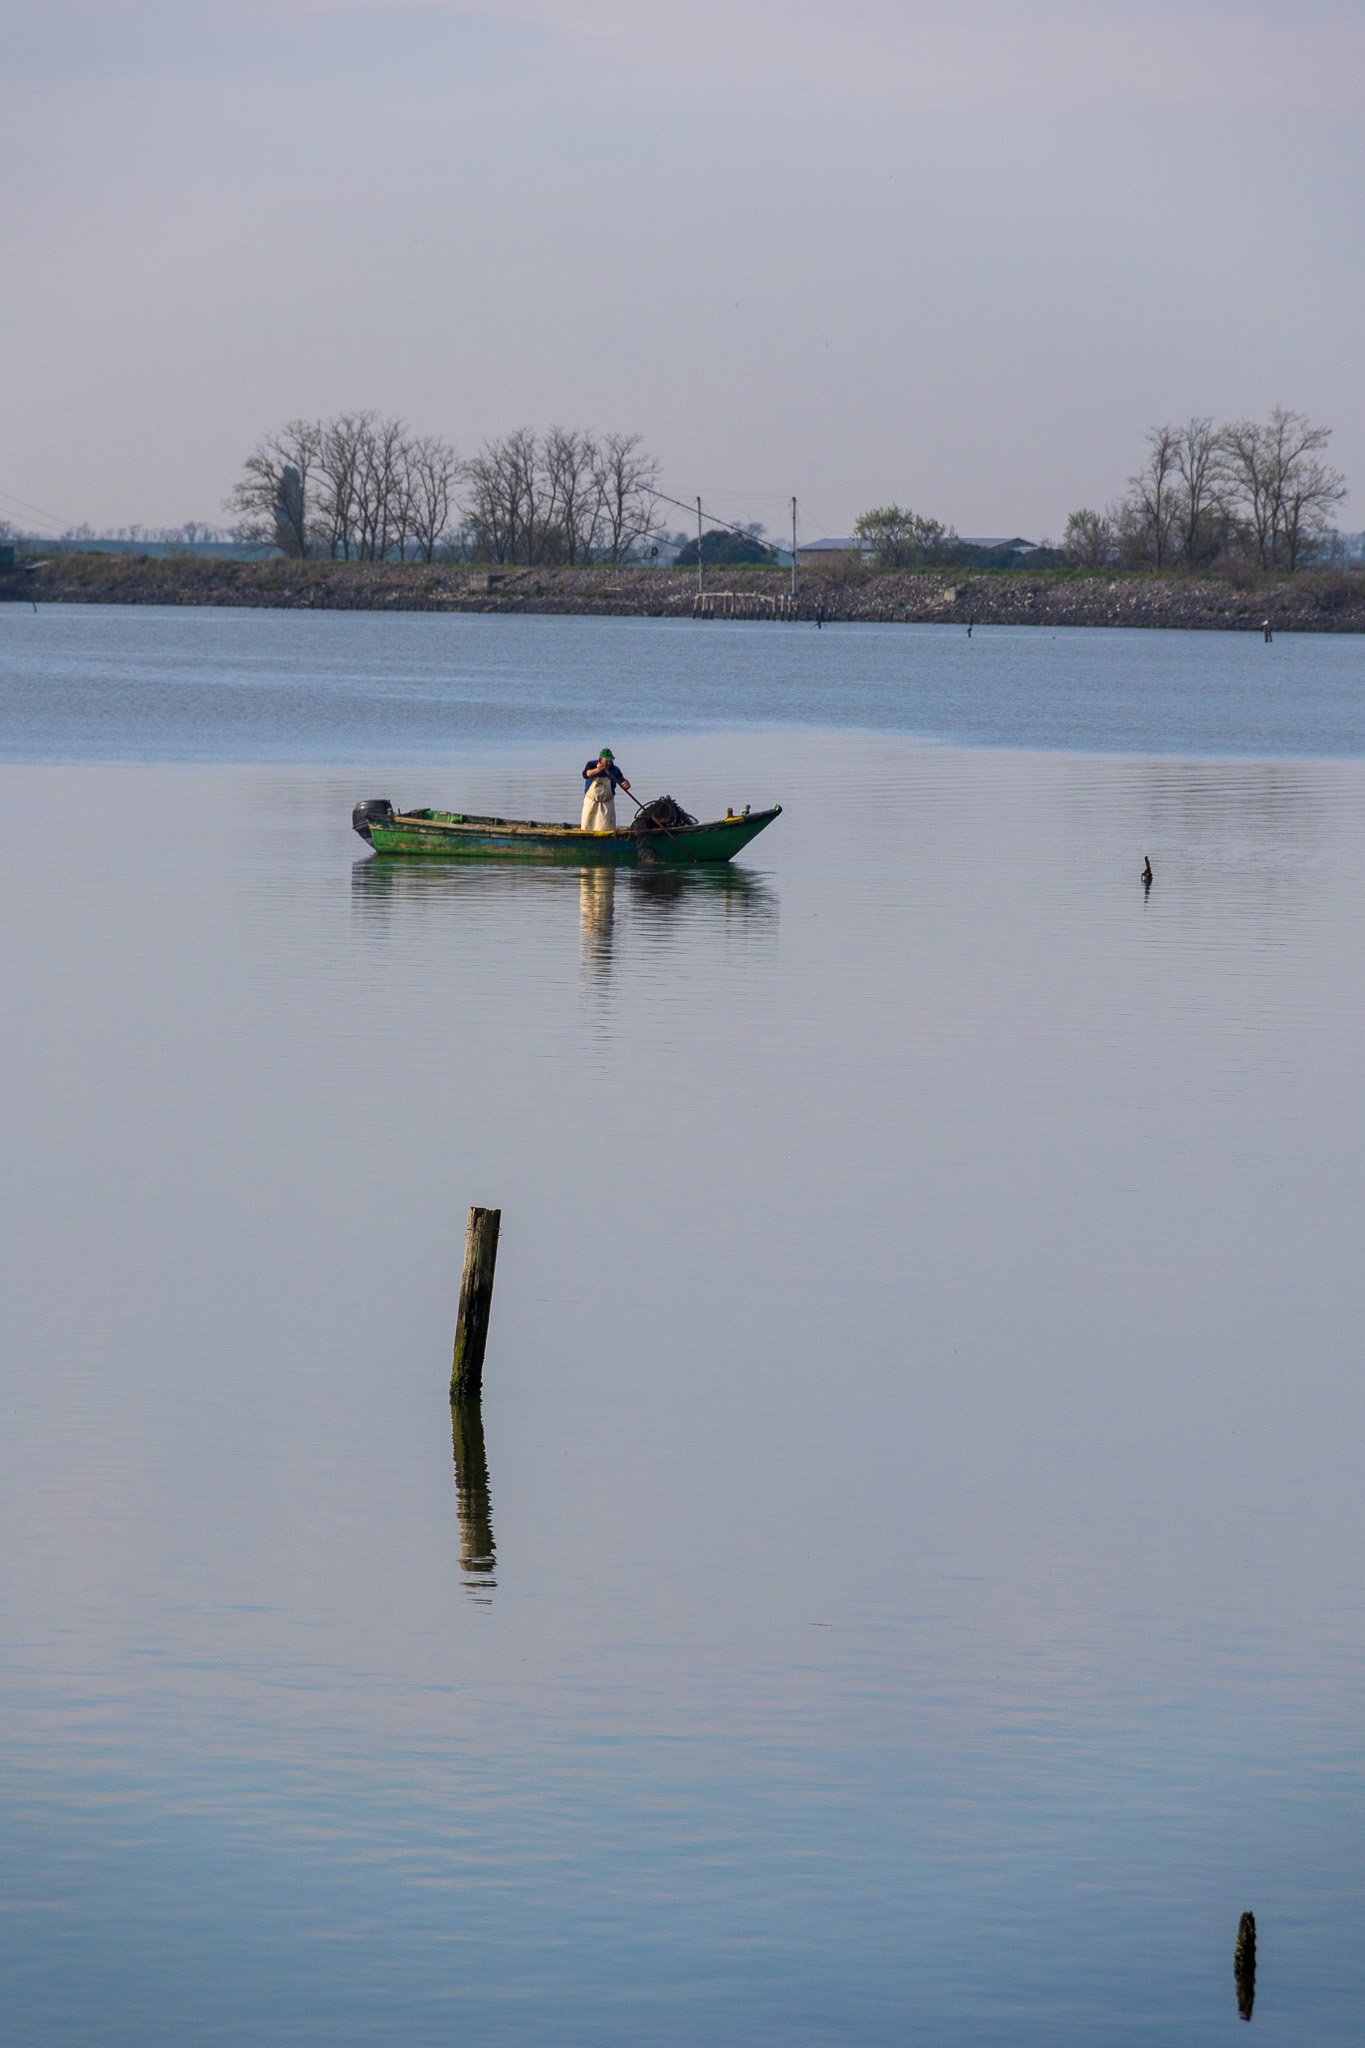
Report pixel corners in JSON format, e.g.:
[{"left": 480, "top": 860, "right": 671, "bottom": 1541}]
[{"left": 7, "top": 553, "right": 1365, "bottom": 631}]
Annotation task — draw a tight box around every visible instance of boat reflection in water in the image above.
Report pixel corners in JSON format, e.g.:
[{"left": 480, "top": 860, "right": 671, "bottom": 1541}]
[
  {"left": 627, "top": 862, "right": 774, "bottom": 923},
  {"left": 450, "top": 1399, "right": 496, "bottom": 1603},
  {"left": 579, "top": 865, "right": 615, "bottom": 983},
  {"left": 351, "top": 857, "right": 777, "bottom": 992}
]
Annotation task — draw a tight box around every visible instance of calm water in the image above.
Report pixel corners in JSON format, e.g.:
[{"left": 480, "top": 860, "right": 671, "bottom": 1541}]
[
  {"left": 2, "top": 608, "right": 1365, "bottom": 2044},
  {"left": 0, "top": 601, "right": 1363, "bottom": 760}
]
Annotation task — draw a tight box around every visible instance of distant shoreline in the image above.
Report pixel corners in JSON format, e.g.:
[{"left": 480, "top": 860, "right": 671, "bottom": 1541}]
[{"left": 7, "top": 554, "right": 1365, "bottom": 633}]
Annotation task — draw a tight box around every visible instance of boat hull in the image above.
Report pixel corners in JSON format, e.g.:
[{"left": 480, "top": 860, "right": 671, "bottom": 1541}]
[{"left": 357, "top": 805, "right": 782, "bottom": 865}]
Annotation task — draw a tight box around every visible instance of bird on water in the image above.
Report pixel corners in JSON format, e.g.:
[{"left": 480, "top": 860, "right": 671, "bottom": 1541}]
[{"left": 1142, "top": 856, "right": 1153, "bottom": 886}]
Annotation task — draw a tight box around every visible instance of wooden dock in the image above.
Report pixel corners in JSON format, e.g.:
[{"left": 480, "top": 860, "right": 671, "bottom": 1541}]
[{"left": 693, "top": 590, "right": 798, "bottom": 621}]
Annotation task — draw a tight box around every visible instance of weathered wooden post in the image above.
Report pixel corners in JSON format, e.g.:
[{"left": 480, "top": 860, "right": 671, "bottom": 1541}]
[{"left": 451, "top": 1205, "right": 501, "bottom": 1400}]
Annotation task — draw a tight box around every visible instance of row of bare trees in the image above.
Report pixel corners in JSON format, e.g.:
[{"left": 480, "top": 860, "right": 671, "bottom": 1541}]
[
  {"left": 228, "top": 415, "right": 459, "bottom": 562},
  {"left": 1065, "top": 410, "right": 1348, "bottom": 574},
  {"left": 460, "top": 428, "right": 660, "bottom": 564},
  {"left": 227, "top": 416, "right": 660, "bottom": 565}
]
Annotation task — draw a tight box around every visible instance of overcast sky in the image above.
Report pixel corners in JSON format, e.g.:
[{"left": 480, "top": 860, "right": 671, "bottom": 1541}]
[{"left": 2, "top": 0, "right": 1361, "bottom": 540}]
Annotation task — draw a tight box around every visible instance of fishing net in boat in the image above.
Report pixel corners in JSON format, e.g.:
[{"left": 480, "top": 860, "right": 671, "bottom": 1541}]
[{"left": 632, "top": 795, "right": 697, "bottom": 833}]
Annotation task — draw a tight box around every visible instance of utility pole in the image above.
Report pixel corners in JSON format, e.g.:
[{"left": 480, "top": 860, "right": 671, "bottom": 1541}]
[
  {"left": 696, "top": 496, "right": 703, "bottom": 599},
  {"left": 791, "top": 496, "right": 797, "bottom": 599}
]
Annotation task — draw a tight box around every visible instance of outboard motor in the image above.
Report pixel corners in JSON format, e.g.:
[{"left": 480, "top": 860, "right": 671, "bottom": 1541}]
[{"left": 352, "top": 797, "right": 395, "bottom": 842}]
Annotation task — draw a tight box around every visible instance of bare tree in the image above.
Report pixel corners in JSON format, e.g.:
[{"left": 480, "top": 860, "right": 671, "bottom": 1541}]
[
  {"left": 460, "top": 434, "right": 522, "bottom": 563},
  {"left": 1124, "top": 424, "right": 1181, "bottom": 568},
  {"left": 382, "top": 417, "right": 417, "bottom": 561},
  {"left": 351, "top": 415, "right": 411, "bottom": 561},
  {"left": 311, "top": 413, "right": 372, "bottom": 560},
  {"left": 592, "top": 432, "right": 660, "bottom": 564},
  {"left": 1218, "top": 416, "right": 1279, "bottom": 570},
  {"left": 407, "top": 436, "right": 459, "bottom": 562},
  {"left": 458, "top": 445, "right": 506, "bottom": 562},
  {"left": 510, "top": 427, "right": 555, "bottom": 562},
  {"left": 459, "top": 428, "right": 555, "bottom": 563},
  {"left": 1170, "top": 416, "right": 1221, "bottom": 566},
  {"left": 1263, "top": 407, "right": 1344, "bottom": 571},
  {"left": 233, "top": 416, "right": 664, "bottom": 568},
  {"left": 1276, "top": 448, "right": 1348, "bottom": 572},
  {"left": 543, "top": 426, "right": 601, "bottom": 564},
  {"left": 1219, "top": 409, "right": 1346, "bottom": 572},
  {"left": 225, "top": 418, "right": 318, "bottom": 556}
]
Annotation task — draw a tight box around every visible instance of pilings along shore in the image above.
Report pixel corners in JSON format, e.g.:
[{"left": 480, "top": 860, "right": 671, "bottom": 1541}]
[{"left": 11, "top": 552, "right": 1365, "bottom": 631}]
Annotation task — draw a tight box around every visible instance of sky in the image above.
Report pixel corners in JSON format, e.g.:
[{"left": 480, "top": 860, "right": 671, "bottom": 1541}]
[{"left": 1, "top": 0, "right": 1362, "bottom": 541}]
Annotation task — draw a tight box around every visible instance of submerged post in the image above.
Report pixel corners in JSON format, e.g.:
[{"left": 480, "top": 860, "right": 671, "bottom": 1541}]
[{"left": 451, "top": 1205, "right": 501, "bottom": 1400}]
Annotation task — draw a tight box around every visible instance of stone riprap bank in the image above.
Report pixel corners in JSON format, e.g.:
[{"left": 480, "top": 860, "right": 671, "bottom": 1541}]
[{"left": 10, "top": 554, "right": 1365, "bottom": 632}]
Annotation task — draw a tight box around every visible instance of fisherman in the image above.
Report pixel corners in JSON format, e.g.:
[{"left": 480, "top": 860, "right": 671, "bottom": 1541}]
[{"left": 581, "top": 748, "right": 630, "bottom": 832}]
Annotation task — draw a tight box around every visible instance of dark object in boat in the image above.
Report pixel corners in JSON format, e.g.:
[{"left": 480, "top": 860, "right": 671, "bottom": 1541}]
[
  {"left": 353, "top": 798, "right": 395, "bottom": 835},
  {"left": 1234, "top": 1911, "right": 1256, "bottom": 2022},
  {"left": 632, "top": 795, "right": 698, "bottom": 833}
]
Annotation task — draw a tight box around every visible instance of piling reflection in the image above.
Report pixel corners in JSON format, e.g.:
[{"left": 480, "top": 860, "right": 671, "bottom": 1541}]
[
  {"left": 1234, "top": 1912, "right": 1256, "bottom": 2021},
  {"left": 450, "top": 1398, "right": 496, "bottom": 1603}
]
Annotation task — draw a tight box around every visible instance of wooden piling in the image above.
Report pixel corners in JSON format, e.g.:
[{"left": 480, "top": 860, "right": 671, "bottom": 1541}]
[
  {"left": 1234, "top": 1911, "right": 1256, "bottom": 2022},
  {"left": 451, "top": 1205, "right": 501, "bottom": 1400}
]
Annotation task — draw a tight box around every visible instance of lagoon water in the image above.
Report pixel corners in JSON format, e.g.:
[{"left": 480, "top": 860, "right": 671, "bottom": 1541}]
[{"left": 2, "top": 606, "right": 1365, "bottom": 2044}]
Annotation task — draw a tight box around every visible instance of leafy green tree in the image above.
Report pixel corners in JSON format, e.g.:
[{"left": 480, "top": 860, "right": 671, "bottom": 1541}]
[
  {"left": 1063, "top": 507, "right": 1114, "bottom": 567},
  {"left": 675, "top": 527, "right": 775, "bottom": 567},
  {"left": 853, "top": 505, "right": 958, "bottom": 568}
]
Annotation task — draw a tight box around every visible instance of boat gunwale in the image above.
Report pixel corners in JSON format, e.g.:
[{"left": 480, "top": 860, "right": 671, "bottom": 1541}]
[{"left": 386, "top": 805, "right": 782, "bottom": 843}]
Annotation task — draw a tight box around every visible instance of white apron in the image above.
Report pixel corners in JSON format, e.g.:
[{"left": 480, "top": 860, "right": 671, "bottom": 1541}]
[{"left": 581, "top": 777, "right": 617, "bottom": 832}]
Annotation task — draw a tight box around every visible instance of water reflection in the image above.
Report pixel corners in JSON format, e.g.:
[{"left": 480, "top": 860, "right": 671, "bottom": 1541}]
[
  {"left": 352, "top": 853, "right": 775, "bottom": 910},
  {"left": 1134, "top": 759, "right": 1329, "bottom": 843},
  {"left": 450, "top": 1398, "right": 496, "bottom": 1602},
  {"left": 11, "top": 734, "right": 1365, "bottom": 2044},
  {"left": 579, "top": 866, "right": 615, "bottom": 982},
  {"left": 351, "top": 857, "right": 778, "bottom": 991},
  {"left": 628, "top": 863, "right": 776, "bottom": 928},
  {"left": 348, "top": 855, "right": 557, "bottom": 912}
]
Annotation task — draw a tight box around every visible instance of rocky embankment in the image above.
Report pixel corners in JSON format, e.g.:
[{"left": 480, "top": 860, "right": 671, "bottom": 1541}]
[{"left": 8, "top": 553, "right": 1365, "bottom": 631}]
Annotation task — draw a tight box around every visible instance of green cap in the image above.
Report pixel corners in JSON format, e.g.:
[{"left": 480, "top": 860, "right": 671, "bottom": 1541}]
[{"left": 599, "top": 748, "right": 614, "bottom": 760}]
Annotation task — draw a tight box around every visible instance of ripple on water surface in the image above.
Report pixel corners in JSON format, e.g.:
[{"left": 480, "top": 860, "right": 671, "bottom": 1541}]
[{"left": 1, "top": 666, "right": 1365, "bottom": 2041}]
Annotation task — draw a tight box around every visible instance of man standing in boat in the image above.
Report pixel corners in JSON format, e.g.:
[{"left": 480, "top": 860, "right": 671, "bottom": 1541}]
[{"left": 581, "top": 748, "right": 630, "bottom": 832}]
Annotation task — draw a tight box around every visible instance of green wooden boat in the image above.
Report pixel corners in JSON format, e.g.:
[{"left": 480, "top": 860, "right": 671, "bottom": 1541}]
[{"left": 352, "top": 798, "right": 782, "bottom": 866}]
